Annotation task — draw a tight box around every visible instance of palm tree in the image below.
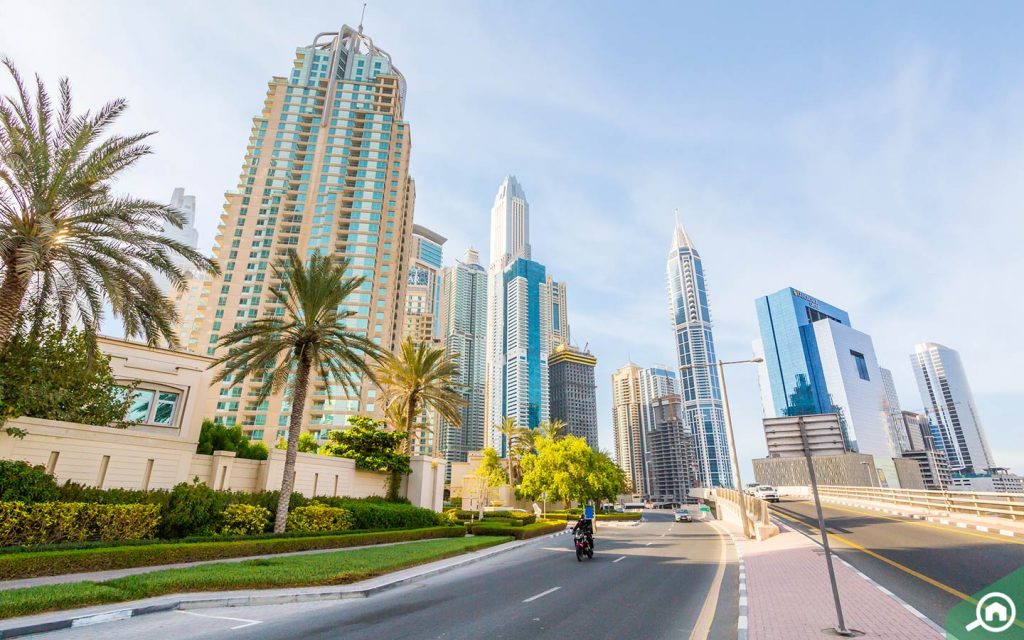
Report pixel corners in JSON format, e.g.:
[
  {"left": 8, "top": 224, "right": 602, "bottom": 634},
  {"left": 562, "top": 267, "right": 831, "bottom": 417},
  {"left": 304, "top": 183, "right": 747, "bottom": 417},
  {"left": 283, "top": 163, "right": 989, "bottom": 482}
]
[
  {"left": 495, "top": 416, "right": 519, "bottom": 485},
  {"left": 210, "top": 251, "right": 380, "bottom": 532},
  {"left": 537, "top": 418, "right": 567, "bottom": 441},
  {"left": 375, "top": 337, "right": 464, "bottom": 501},
  {"left": 0, "top": 59, "right": 216, "bottom": 346}
]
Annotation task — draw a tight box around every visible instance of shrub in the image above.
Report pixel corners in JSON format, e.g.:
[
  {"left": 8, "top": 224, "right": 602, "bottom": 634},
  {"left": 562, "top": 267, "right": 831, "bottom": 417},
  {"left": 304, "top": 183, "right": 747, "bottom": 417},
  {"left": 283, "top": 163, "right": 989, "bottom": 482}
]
[
  {"left": 0, "top": 502, "right": 159, "bottom": 547},
  {"left": 220, "top": 504, "right": 271, "bottom": 536},
  {"left": 449, "top": 497, "right": 462, "bottom": 508},
  {"left": 0, "top": 461, "right": 58, "bottom": 503},
  {"left": 287, "top": 504, "right": 354, "bottom": 533},
  {"left": 196, "top": 420, "right": 269, "bottom": 460},
  {"left": 159, "top": 480, "right": 230, "bottom": 539},
  {"left": 314, "top": 498, "right": 439, "bottom": 530},
  {"left": 439, "top": 509, "right": 460, "bottom": 526},
  {"left": 468, "top": 520, "right": 565, "bottom": 540}
]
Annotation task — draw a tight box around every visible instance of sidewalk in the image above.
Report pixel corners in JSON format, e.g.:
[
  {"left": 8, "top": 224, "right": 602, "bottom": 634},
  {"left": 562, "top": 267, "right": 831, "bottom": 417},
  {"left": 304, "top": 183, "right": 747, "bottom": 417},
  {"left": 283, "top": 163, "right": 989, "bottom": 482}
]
[
  {"left": 718, "top": 519, "right": 942, "bottom": 639},
  {"left": 817, "top": 494, "right": 1024, "bottom": 538}
]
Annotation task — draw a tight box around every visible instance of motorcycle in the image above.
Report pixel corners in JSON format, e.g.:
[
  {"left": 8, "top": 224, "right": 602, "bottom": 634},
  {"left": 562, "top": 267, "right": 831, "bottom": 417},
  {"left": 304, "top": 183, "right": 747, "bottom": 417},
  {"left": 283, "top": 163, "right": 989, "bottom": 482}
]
[{"left": 574, "top": 529, "right": 594, "bottom": 561}]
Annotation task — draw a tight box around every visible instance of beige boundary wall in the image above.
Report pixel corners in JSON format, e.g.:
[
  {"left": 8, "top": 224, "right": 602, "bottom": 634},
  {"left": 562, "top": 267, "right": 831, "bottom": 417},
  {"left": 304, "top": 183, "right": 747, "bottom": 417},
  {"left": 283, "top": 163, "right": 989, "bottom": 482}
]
[
  {"left": 0, "top": 337, "right": 445, "bottom": 509},
  {"left": 1, "top": 417, "right": 445, "bottom": 509}
]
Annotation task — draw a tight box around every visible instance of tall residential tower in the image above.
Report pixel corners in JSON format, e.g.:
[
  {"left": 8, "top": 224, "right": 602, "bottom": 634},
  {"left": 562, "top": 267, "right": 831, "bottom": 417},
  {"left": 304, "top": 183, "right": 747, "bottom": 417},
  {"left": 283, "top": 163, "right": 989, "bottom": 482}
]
[
  {"left": 201, "top": 25, "right": 415, "bottom": 442},
  {"left": 612, "top": 362, "right": 645, "bottom": 494},
  {"left": 666, "top": 223, "right": 732, "bottom": 488},
  {"left": 549, "top": 344, "right": 599, "bottom": 449},
  {"left": 911, "top": 342, "right": 995, "bottom": 475}
]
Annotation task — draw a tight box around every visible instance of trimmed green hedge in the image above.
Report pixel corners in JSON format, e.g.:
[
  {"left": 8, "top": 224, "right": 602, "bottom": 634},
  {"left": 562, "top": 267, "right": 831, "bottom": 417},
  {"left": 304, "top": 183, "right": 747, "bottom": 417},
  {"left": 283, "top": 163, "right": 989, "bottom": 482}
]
[
  {"left": 0, "top": 502, "right": 160, "bottom": 547},
  {"left": 468, "top": 520, "right": 566, "bottom": 540},
  {"left": 0, "top": 526, "right": 467, "bottom": 580}
]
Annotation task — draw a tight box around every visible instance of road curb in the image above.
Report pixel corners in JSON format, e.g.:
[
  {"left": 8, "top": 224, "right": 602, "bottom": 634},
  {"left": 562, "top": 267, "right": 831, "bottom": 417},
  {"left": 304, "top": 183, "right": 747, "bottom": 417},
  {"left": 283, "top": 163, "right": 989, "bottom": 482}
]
[
  {"left": 819, "top": 497, "right": 1020, "bottom": 538},
  {"left": 0, "top": 537, "right": 542, "bottom": 639}
]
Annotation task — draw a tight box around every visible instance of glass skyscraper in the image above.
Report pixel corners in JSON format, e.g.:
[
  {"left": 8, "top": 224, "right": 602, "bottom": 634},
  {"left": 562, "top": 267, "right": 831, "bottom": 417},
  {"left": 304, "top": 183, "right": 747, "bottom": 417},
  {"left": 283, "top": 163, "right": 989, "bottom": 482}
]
[
  {"left": 666, "top": 223, "right": 732, "bottom": 488},
  {"left": 200, "top": 25, "right": 415, "bottom": 442},
  {"left": 755, "top": 287, "right": 904, "bottom": 486}
]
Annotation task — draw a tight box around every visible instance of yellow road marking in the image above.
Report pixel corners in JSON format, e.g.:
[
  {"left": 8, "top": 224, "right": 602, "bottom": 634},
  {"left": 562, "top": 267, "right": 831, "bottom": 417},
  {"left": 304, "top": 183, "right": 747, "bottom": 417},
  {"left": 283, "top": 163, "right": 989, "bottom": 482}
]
[
  {"left": 690, "top": 521, "right": 729, "bottom": 639},
  {"left": 792, "top": 500, "right": 1024, "bottom": 546}
]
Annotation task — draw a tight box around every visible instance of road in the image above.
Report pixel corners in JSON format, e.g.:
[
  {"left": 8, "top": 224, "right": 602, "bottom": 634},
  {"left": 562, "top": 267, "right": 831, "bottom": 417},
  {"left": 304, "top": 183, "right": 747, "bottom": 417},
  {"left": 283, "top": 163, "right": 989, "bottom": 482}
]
[
  {"left": 770, "top": 498, "right": 1024, "bottom": 627},
  {"left": 31, "top": 511, "right": 737, "bottom": 640}
]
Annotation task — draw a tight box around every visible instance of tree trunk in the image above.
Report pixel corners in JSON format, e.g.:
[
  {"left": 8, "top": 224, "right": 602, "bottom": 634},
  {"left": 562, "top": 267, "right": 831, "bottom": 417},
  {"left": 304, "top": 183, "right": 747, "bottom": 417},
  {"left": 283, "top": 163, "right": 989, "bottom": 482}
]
[
  {"left": 0, "top": 270, "right": 29, "bottom": 347},
  {"left": 388, "top": 392, "right": 418, "bottom": 502},
  {"left": 274, "top": 350, "right": 312, "bottom": 533}
]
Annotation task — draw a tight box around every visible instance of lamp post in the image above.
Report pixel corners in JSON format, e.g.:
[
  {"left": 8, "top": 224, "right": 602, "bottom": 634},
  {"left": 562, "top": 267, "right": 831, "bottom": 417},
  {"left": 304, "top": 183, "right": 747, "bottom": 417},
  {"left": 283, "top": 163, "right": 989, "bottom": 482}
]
[{"left": 678, "top": 357, "right": 762, "bottom": 539}]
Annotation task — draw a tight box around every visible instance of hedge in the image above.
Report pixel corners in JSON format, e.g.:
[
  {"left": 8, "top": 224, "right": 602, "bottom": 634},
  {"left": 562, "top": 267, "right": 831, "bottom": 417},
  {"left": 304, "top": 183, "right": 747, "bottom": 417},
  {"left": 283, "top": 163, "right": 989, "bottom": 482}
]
[
  {"left": 219, "top": 504, "right": 271, "bottom": 536},
  {"left": 0, "top": 526, "right": 467, "bottom": 580},
  {"left": 0, "top": 502, "right": 160, "bottom": 547},
  {"left": 468, "top": 520, "right": 566, "bottom": 540}
]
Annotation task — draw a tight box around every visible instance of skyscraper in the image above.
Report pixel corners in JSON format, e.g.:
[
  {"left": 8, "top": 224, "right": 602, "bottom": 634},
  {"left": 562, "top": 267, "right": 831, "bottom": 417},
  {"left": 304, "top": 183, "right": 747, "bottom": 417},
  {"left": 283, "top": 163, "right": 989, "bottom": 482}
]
[
  {"left": 158, "top": 188, "right": 200, "bottom": 290},
  {"left": 548, "top": 344, "right": 598, "bottom": 449},
  {"left": 200, "top": 25, "right": 415, "bottom": 443},
  {"left": 880, "top": 368, "right": 909, "bottom": 454},
  {"left": 911, "top": 342, "right": 995, "bottom": 475},
  {"left": 438, "top": 248, "right": 488, "bottom": 476},
  {"left": 404, "top": 224, "right": 446, "bottom": 346},
  {"left": 639, "top": 366, "right": 679, "bottom": 434},
  {"left": 546, "top": 275, "right": 570, "bottom": 350},
  {"left": 666, "top": 222, "right": 732, "bottom": 488},
  {"left": 484, "top": 176, "right": 562, "bottom": 453},
  {"left": 645, "top": 394, "right": 697, "bottom": 504},
  {"left": 755, "top": 287, "right": 904, "bottom": 486},
  {"left": 611, "top": 362, "right": 645, "bottom": 494}
]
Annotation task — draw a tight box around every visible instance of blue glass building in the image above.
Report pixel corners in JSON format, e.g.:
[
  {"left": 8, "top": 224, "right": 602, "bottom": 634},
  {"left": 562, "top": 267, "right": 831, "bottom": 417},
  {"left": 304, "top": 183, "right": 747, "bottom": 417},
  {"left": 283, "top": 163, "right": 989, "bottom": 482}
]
[
  {"left": 755, "top": 288, "right": 851, "bottom": 418},
  {"left": 667, "top": 223, "right": 732, "bottom": 488}
]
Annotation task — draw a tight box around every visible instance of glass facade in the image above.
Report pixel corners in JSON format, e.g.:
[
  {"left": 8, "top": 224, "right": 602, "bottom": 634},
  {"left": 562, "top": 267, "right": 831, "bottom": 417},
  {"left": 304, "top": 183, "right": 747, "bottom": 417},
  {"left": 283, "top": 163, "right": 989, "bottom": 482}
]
[
  {"left": 503, "top": 258, "right": 549, "bottom": 436},
  {"left": 755, "top": 288, "right": 851, "bottom": 418},
  {"left": 667, "top": 225, "right": 732, "bottom": 488}
]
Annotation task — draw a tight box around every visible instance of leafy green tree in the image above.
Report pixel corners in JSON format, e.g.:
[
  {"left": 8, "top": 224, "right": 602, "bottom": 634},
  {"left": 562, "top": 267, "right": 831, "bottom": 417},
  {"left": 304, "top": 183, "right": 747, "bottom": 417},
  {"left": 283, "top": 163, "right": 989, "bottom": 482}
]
[
  {"left": 537, "top": 419, "right": 567, "bottom": 441},
  {"left": 0, "top": 324, "right": 133, "bottom": 435},
  {"left": 495, "top": 416, "right": 519, "bottom": 484},
  {"left": 375, "top": 338, "right": 464, "bottom": 501},
  {"left": 275, "top": 432, "right": 320, "bottom": 454},
  {"left": 478, "top": 446, "right": 509, "bottom": 488},
  {"left": 210, "top": 251, "right": 381, "bottom": 533},
  {"left": 321, "top": 415, "right": 410, "bottom": 475},
  {"left": 196, "top": 419, "right": 269, "bottom": 460},
  {"left": 519, "top": 435, "right": 626, "bottom": 506},
  {"left": 0, "top": 59, "right": 216, "bottom": 347}
]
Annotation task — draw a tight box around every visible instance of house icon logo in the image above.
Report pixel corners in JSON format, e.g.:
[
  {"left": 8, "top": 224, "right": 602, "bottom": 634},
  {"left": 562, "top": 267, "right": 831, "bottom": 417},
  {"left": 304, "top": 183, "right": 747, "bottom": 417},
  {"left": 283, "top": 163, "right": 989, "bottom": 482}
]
[{"left": 966, "top": 592, "right": 1017, "bottom": 634}]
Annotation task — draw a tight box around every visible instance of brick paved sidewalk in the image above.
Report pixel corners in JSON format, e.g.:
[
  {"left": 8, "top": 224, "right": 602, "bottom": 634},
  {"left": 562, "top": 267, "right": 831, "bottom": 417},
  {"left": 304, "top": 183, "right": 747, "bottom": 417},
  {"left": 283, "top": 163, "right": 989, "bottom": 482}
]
[{"left": 723, "top": 521, "right": 942, "bottom": 639}]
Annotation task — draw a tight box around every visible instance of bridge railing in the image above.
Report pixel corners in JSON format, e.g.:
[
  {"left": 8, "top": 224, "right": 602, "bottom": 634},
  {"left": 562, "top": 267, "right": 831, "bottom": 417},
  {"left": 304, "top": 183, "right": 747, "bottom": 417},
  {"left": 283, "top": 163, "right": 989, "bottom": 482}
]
[
  {"left": 816, "top": 485, "right": 1024, "bottom": 521},
  {"left": 713, "top": 487, "right": 776, "bottom": 537}
]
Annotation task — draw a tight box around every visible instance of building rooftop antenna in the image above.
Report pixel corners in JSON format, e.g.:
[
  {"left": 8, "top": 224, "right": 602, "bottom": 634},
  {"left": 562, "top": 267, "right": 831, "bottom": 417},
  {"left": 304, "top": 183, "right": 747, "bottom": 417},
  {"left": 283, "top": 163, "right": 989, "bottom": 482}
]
[
  {"left": 358, "top": 3, "right": 367, "bottom": 33},
  {"left": 674, "top": 207, "right": 680, "bottom": 226}
]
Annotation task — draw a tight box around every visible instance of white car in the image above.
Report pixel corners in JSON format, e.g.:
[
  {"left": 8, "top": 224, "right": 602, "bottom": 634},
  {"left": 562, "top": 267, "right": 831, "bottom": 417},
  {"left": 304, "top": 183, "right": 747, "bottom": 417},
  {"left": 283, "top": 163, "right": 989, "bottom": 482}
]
[{"left": 753, "top": 485, "right": 780, "bottom": 503}]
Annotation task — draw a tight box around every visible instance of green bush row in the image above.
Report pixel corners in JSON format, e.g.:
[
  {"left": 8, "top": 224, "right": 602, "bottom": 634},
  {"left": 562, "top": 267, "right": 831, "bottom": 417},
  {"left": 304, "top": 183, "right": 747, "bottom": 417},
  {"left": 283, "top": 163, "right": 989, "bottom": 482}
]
[
  {"left": 287, "top": 505, "right": 354, "bottom": 533},
  {"left": 468, "top": 520, "right": 567, "bottom": 540},
  {"left": 0, "top": 526, "right": 466, "bottom": 580},
  {"left": 0, "top": 502, "right": 160, "bottom": 547}
]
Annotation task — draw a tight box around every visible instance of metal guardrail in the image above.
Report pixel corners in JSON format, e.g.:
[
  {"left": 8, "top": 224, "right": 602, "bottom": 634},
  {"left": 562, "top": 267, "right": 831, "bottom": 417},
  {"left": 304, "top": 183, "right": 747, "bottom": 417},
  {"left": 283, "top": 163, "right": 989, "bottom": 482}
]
[{"left": 816, "top": 484, "right": 1024, "bottom": 521}]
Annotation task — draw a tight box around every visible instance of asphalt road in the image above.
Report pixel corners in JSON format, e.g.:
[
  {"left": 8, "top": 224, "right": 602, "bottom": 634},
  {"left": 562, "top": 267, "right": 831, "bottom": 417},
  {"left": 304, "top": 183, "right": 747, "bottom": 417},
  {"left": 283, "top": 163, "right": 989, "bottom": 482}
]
[
  {"left": 770, "top": 498, "right": 1024, "bottom": 627},
  {"left": 31, "top": 512, "right": 737, "bottom": 640}
]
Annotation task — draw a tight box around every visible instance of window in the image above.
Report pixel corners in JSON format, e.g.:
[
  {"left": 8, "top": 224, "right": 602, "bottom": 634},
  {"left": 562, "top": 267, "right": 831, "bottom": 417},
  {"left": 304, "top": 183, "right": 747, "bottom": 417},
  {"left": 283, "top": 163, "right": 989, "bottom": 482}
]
[
  {"left": 121, "top": 387, "right": 181, "bottom": 426},
  {"left": 850, "top": 350, "right": 870, "bottom": 381}
]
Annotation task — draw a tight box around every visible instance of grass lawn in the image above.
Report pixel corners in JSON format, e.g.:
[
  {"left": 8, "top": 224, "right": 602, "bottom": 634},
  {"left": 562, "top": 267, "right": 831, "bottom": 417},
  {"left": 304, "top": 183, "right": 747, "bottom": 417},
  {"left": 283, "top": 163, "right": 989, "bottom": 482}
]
[
  {"left": 0, "top": 536, "right": 511, "bottom": 620},
  {"left": 0, "top": 527, "right": 466, "bottom": 581}
]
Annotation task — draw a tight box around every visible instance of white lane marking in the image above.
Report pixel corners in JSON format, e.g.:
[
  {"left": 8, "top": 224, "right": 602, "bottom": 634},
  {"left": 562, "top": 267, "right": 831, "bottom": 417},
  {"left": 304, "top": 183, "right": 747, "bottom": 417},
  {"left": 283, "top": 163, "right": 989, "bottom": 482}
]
[
  {"left": 645, "top": 541, "right": 653, "bottom": 546},
  {"left": 176, "top": 609, "right": 263, "bottom": 630},
  {"left": 523, "top": 586, "right": 561, "bottom": 603},
  {"left": 613, "top": 556, "right": 626, "bottom": 563}
]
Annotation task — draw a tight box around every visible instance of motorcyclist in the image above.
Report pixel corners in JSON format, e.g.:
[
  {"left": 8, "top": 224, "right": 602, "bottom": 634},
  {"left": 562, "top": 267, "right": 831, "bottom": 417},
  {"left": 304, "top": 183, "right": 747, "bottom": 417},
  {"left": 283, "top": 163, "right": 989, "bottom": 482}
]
[{"left": 572, "top": 513, "right": 594, "bottom": 551}]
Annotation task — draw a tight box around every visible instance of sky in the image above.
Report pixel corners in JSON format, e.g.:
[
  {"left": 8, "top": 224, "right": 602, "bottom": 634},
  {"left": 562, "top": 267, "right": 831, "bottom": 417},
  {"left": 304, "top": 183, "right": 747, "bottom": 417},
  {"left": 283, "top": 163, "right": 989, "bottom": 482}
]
[{"left": 2, "top": 1, "right": 1022, "bottom": 479}]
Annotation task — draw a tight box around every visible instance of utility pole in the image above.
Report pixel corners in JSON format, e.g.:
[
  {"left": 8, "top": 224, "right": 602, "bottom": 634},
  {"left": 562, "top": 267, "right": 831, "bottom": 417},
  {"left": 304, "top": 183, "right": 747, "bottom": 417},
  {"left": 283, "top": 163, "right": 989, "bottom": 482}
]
[{"left": 799, "top": 416, "right": 861, "bottom": 637}]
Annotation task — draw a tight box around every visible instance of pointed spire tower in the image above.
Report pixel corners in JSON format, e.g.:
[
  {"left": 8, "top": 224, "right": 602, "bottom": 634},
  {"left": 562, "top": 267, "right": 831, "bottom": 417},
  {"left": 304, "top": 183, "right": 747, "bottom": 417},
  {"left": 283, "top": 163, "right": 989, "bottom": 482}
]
[{"left": 665, "top": 218, "right": 733, "bottom": 488}]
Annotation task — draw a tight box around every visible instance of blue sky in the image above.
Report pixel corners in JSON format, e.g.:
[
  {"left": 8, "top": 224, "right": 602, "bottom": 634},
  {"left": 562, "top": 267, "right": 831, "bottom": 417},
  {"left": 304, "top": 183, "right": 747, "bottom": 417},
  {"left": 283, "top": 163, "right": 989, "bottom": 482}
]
[{"left": 2, "top": 1, "right": 1022, "bottom": 478}]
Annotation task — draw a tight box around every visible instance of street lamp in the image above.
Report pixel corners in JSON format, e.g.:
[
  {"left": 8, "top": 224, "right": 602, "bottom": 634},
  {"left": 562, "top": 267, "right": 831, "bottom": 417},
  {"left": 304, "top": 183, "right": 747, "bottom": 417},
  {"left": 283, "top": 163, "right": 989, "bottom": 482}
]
[{"left": 678, "top": 357, "right": 762, "bottom": 538}]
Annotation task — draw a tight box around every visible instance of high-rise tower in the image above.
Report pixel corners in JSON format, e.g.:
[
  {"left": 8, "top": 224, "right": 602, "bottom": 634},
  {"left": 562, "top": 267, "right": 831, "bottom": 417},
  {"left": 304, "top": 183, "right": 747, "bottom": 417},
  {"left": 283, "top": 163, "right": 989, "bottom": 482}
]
[
  {"left": 612, "top": 362, "right": 645, "bottom": 494},
  {"left": 438, "top": 248, "right": 488, "bottom": 477},
  {"left": 549, "top": 344, "right": 598, "bottom": 449},
  {"left": 404, "top": 224, "right": 446, "bottom": 346},
  {"left": 484, "top": 176, "right": 563, "bottom": 453},
  {"left": 666, "top": 222, "right": 732, "bottom": 488},
  {"left": 911, "top": 342, "right": 995, "bottom": 475},
  {"left": 201, "top": 25, "right": 415, "bottom": 443}
]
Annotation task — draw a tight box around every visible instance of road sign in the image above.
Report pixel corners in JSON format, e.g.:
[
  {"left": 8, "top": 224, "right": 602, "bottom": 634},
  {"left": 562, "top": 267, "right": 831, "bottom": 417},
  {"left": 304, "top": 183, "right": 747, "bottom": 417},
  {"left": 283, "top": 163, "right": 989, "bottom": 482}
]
[{"left": 699, "top": 505, "right": 711, "bottom": 513}]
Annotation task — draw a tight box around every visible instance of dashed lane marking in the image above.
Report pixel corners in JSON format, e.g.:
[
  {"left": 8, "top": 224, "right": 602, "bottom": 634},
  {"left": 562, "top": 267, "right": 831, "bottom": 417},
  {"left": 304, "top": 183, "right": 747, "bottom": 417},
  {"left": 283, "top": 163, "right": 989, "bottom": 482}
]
[{"left": 522, "top": 586, "right": 561, "bottom": 603}]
